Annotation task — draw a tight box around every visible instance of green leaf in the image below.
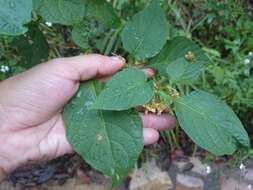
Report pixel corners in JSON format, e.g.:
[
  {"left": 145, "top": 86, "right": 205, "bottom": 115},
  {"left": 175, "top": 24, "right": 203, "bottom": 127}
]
[
  {"left": 158, "top": 91, "right": 173, "bottom": 106},
  {"left": 12, "top": 26, "right": 49, "bottom": 68},
  {"left": 175, "top": 90, "right": 250, "bottom": 156},
  {"left": 92, "top": 68, "right": 154, "bottom": 111},
  {"left": 166, "top": 57, "right": 205, "bottom": 84},
  {"left": 72, "top": 22, "right": 90, "bottom": 49},
  {"left": 72, "top": 19, "right": 106, "bottom": 49},
  {"left": 63, "top": 81, "right": 143, "bottom": 186},
  {"left": 121, "top": 0, "right": 168, "bottom": 60},
  {"left": 0, "top": 0, "right": 32, "bottom": 35},
  {"left": 86, "top": 0, "right": 121, "bottom": 29},
  {"left": 33, "top": 0, "right": 86, "bottom": 25},
  {"left": 149, "top": 36, "right": 209, "bottom": 82},
  {"left": 209, "top": 65, "right": 225, "bottom": 83}
]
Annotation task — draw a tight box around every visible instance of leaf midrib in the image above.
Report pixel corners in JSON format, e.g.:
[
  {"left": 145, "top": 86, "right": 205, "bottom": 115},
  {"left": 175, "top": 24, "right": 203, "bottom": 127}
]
[{"left": 91, "top": 82, "right": 116, "bottom": 171}]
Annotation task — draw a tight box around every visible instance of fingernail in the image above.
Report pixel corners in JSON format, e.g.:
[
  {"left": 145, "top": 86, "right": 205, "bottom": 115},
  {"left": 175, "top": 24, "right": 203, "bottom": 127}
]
[
  {"left": 144, "top": 68, "right": 155, "bottom": 76},
  {"left": 110, "top": 55, "right": 126, "bottom": 65}
]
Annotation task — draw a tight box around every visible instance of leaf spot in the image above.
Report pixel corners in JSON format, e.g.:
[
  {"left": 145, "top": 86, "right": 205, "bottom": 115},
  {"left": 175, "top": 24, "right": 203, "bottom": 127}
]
[
  {"left": 96, "top": 134, "right": 103, "bottom": 141},
  {"left": 184, "top": 51, "right": 195, "bottom": 62}
]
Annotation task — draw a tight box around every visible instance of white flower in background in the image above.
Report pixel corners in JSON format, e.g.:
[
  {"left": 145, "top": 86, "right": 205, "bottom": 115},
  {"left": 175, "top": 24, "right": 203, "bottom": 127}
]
[
  {"left": 239, "top": 163, "right": 246, "bottom": 171},
  {"left": 205, "top": 165, "right": 212, "bottom": 174},
  {"left": 45, "top": 22, "right": 52, "bottom": 27},
  {"left": 249, "top": 52, "right": 253, "bottom": 56},
  {"left": 248, "top": 184, "right": 252, "bottom": 189},
  {"left": 244, "top": 58, "right": 250, "bottom": 64},
  {"left": 0, "top": 65, "right": 9, "bottom": 73}
]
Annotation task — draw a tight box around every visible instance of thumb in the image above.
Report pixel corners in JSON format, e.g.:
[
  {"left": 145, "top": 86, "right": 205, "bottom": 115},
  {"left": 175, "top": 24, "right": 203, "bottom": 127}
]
[{"left": 50, "top": 54, "right": 125, "bottom": 81}]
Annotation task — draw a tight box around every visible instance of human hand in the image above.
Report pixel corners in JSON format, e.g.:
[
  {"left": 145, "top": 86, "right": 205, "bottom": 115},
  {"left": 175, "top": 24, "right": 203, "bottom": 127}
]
[{"left": 0, "top": 54, "right": 176, "bottom": 180}]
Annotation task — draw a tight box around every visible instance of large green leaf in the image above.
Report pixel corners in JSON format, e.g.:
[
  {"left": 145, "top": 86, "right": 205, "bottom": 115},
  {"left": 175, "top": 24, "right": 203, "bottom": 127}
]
[
  {"left": 92, "top": 68, "right": 154, "bottom": 110},
  {"left": 175, "top": 90, "right": 250, "bottom": 156},
  {"left": 149, "top": 36, "right": 209, "bottom": 83},
  {"left": 166, "top": 57, "right": 206, "bottom": 84},
  {"left": 33, "top": 0, "right": 86, "bottom": 25},
  {"left": 63, "top": 81, "right": 143, "bottom": 186},
  {"left": 0, "top": 0, "right": 32, "bottom": 35},
  {"left": 121, "top": 0, "right": 168, "bottom": 60},
  {"left": 12, "top": 26, "right": 49, "bottom": 68},
  {"left": 86, "top": 0, "right": 121, "bottom": 29},
  {"left": 72, "top": 22, "right": 90, "bottom": 49}
]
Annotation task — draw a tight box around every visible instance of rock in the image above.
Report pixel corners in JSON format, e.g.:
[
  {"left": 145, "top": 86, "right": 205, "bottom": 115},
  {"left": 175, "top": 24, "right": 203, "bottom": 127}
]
[
  {"left": 174, "top": 161, "right": 194, "bottom": 172},
  {"left": 221, "top": 177, "right": 250, "bottom": 190},
  {"left": 176, "top": 174, "right": 204, "bottom": 189},
  {"left": 189, "top": 157, "right": 210, "bottom": 176},
  {"left": 129, "top": 160, "right": 173, "bottom": 190},
  {"left": 181, "top": 162, "right": 194, "bottom": 172},
  {"left": 176, "top": 183, "right": 203, "bottom": 190},
  {"left": 173, "top": 157, "right": 211, "bottom": 175},
  {"left": 245, "top": 170, "right": 253, "bottom": 181}
]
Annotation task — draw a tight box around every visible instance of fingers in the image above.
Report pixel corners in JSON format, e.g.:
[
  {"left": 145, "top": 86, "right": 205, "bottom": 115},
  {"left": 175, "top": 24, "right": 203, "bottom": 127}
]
[
  {"left": 98, "top": 68, "right": 155, "bottom": 81},
  {"left": 52, "top": 54, "right": 125, "bottom": 81},
  {"left": 143, "top": 128, "right": 159, "bottom": 145},
  {"left": 141, "top": 113, "right": 176, "bottom": 131},
  {"left": 35, "top": 114, "right": 73, "bottom": 162},
  {"left": 143, "top": 68, "right": 155, "bottom": 77},
  {"left": 50, "top": 54, "right": 155, "bottom": 83},
  {"left": 142, "top": 113, "right": 177, "bottom": 145}
]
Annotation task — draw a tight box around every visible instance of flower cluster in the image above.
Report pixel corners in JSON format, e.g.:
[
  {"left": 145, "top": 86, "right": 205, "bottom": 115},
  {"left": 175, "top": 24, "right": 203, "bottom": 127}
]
[
  {"left": 0, "top": 65, "right": 10, "bottom": 73},
  {"left": 243, "top": 52, "right": 253, "bottom": 76},
  {"left": 45, "top": 22, "right": 52, "bottom": 27},
  {"left": 244, "top": 51, "right": 253, "bottom": 65},
  {"left": 244, "top": 59, "right": 250, "bottom": 65}
]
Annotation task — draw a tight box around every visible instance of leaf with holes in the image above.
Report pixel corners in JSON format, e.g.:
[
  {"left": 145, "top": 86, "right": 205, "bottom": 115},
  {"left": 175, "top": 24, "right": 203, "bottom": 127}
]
[
  {"left": 33, "top": 0, "right": 86, "bottom": 25},
  {"left": 92, "top": 68, "right": 154, "bottom": 110},
  {"left": 0, "top": 0, "right": 32, "bottom": 35},
  {"left": 121, "top": 0, "right": 168, "bottom": 60},
  {"left": 175, "top": 90, "right": 250, "bottom": 156},
  {"left": 63, "top": 81, "right": 143, "bottom": 186}
]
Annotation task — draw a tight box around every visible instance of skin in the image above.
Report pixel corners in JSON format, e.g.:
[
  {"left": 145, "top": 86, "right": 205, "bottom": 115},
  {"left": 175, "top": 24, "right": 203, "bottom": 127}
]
[{"left": 0, "top": 54, "right": 176, "bottom": 181}]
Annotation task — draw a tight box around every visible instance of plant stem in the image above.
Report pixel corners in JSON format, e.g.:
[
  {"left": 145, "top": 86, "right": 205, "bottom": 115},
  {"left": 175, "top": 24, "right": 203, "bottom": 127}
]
[{"left": 104, "top": 29, "right": 120, "bottom": 55}]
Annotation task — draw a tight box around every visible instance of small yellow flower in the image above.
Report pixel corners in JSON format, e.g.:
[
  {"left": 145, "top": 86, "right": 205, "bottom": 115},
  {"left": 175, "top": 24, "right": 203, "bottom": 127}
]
[
  {"left": 185, "top": 51, "right": 195, "bottom": 62},
  {"left": 143, "top": 101, "right": 169, "bottom": 115}
]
